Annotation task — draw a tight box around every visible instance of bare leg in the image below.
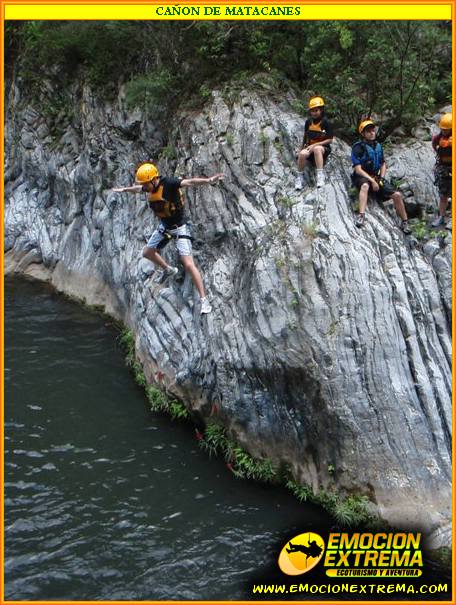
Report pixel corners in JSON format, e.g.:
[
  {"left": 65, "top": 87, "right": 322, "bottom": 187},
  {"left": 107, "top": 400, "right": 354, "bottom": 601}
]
[
  {"left": 312, "top": 145, "right": 325, "bottom": 169},
  {"left": 439, "top": 195, "right": 449, "bottom": 217},
  {"left": 358, "top": 183, "right": 370, "bottom": 215},
  {"left": 142, "top": 246, "right": 169, "bottom": 269},
  {"left": 297, "top": 149, "right": 310, "bottom": 172},
  {"left": 392, "top": 192, "right": 408, "bottom": 221},
  {"left": 180, "top": 255, "right": 206, "bottom": 299}
]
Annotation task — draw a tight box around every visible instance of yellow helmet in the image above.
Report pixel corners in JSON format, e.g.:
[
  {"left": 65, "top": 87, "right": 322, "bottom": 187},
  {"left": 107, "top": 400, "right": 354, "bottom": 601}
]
[
  {"left": 439, "top": 113, "right": 452, "bottom": 130},
  {"left": 135, "top": 162, "right": 159, "bottom": 183},
  {"left": 309, "top": 96, "right": 325, "bottom": 109},
  {"left": 358, "top": 119, "right": 376, "bottom": 134}
]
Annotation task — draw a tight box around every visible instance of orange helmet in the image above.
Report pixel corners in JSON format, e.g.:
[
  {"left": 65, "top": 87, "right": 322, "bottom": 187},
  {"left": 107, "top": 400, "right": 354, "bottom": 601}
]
[
  {"left": 358, "top": 119, "right": 376, "bottom": 134},
  {"left": 308, "top": 96, "right": 325, "bottom": 109},
  {"left": 135, "top": 162, "right": 159, "bottom": 183},
  {"left": 439, "top": 113, "right": 452, "bottom": 130}
]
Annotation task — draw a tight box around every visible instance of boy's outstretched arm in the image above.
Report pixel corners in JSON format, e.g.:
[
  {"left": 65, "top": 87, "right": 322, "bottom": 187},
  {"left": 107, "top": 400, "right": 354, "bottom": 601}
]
[
  {"left": 112, "top": 184, "right": 143, "bottom": 193},
  {"left": 180, "top": 173, "right": 225, "bottom": 187}
]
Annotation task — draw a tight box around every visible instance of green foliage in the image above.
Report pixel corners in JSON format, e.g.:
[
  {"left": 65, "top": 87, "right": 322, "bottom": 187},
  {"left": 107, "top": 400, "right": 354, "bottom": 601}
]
[
  {"left": 169, "top": 400, "right": 190, "bottom": 421},
  {"left": 273, "top": 138, "right": 285, "bottom": 154},
  {"left": 159, "top": 144, "right": 178, "bottom": 161},
  {"left": 199, "top": 84, "right": 212, "bottom": 101},
  {"left": 286, "top": 479, "right": 313, "bottom": 502},
  {"left": 228, "top": 446, "right": 278, "bottom": 482},
  {"left": 285, "top": 478, "right": 375, "bottom": 527},
  {"left": 199, "top": 423, "right": 228, "bottom": 456},
  {"left": 411, "top": 219, "right": 428, "bottom": 240},
  {"left": 225, "top": 132, "right": 235, "bottom": 146},
  {"left": 277, "top": 195, "right": 295, "bottom": 209},
  {"left": 332, "top": 495, "right": 372, "bottom": 527},
  {"left": 145, "top": 386, "right": 189, "bottom": 420},
  {"left": 9, "top": 22, "right": 140, "bottom": 93},
  {"left": 7, "top": 21, "right": 451, "bottom": 138},
  {"left": 125, "top": 70, "right": 179, "bottom": 113},
  {"left": 302, "top": 222, "right": 317, "bottom": 238},
  {"left": 198, "top": 423, "right": 278, "bottom": 482},
  {"left": 146, "top": 385, "right": 169, "bottom": 412},
  {"left": 431, "top": 547, "right": 452, "bottom": 570},
  {"left": 409, "top": 218, "right": 450, "bottom": 242},
  {"left": 290, "top": 291, "right": 300, "bottom": 308},
  {"left": 260, "top": 130, "right": 269, "bottom": 145},
  {"left": 118, "top": 327, "right": 189, "bottom": 420},
  {"left": 118, "top": 329, "right": 135, "bottom": 365},
  {"left": 118, "top": 329, "right": 146, "bottom": 387}
]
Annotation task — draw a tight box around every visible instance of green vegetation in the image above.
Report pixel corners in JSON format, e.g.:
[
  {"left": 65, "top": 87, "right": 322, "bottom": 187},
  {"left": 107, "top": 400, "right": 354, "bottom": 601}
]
[
  {"left": 118, "top": 327, "right": 381, "bottom": 528},
  {"left": 199, "top": 423, "right": 377, "bottom": 527},
  {"left": 302, "top": 222, "right": 317, "bottom": 238},
  {"left": 260, "top": 130, "right": 269, "bottom": 146},
  {"left": 118, "top": 328, "right": 189, "bottom": 420},
  {"left": 409, "top": 218, "right": 450, "bottom": 241},
  {"left": 159, "top": 144, "right": 178, "bottom": 161},
  {"left": 198, "top": 422, "right": 279, "bottom": 482},
  {"left": 286, "top": 478, "right": 375, "bottom": 527},
  {"left": 276, "top": 195, "right": 295, "bottom": 209},
  {"left": 225, "top": 132, "right": 235, "bottom": 146},
  {"left": 431, "top": 546, "right": 452, "bottom": 570},
  {"left": 6, "top": 21, "right": 451, "bottom": 138}
]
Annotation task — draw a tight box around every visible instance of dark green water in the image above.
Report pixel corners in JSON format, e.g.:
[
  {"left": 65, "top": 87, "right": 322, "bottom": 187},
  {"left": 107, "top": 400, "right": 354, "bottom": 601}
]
[{"left": 4, "top": 276, "right": 331, "bottom": 601}]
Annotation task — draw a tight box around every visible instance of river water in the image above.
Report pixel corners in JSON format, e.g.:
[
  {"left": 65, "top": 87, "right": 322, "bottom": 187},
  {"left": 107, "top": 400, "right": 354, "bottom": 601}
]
[{"left": 4, "top": 276, "right": 331, "bottom": 601}]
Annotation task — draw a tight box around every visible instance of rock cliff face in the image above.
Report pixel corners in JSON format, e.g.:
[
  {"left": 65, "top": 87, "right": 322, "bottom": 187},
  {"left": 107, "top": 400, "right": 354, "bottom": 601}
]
[{"left": 4, "top": 79, "right": 452, "bottom": 548}]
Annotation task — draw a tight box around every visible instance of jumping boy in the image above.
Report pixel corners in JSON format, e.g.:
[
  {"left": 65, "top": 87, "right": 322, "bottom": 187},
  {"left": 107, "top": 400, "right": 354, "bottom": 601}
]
[{"left": 113, "top": 162, "right": 224, "bottom": 314}]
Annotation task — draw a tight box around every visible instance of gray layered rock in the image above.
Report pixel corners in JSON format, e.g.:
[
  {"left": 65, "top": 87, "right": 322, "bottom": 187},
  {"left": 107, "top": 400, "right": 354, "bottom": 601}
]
[{"left": 5, "top": 80, "right": 452, "bottom": 548}]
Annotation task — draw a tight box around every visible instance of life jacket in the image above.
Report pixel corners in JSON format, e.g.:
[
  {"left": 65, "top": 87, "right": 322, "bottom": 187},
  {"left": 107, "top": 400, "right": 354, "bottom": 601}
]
[
  {"left": 305, "top": 118, "right": 331, "bottom": 145},
  {"left": 435, "top": 133, "right": 452, "bottom": 165},
  {"left": 148, "top": 180, "right": 185, "bottom": 219},
  {"left": 351, "top": 141, "right": 384, "bottom": 175}
]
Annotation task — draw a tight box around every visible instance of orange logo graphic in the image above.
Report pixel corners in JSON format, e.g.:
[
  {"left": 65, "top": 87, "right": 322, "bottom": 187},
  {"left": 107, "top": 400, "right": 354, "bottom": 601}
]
[{"left": 278, "top": 532, "right": 325, "bottom": 576}]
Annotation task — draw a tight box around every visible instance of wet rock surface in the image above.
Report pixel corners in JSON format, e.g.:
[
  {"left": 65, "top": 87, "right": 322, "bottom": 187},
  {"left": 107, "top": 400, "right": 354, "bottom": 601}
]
[{"left": 5, "top": 81, "right": 452, "bottom": 547}]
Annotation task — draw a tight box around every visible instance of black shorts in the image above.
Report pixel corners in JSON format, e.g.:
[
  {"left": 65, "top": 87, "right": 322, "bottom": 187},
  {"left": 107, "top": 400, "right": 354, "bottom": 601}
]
[
  {"left": 351, "top": 173, "right": 397, "bottom": 202},
  {"left": 308, "top": 145, "right": 331, "bottom": 166},
  {"left": 434, "top": 164, "right": 452, "bottom": 197}
]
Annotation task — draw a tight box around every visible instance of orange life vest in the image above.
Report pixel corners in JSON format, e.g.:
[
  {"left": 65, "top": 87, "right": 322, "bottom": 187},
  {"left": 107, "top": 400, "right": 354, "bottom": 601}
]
[
  {"left": 436, "top": 134, "right": 452, "bottom": 165},
  {"left": 148, "top": 184, "right": 185, "bottom": 219}
]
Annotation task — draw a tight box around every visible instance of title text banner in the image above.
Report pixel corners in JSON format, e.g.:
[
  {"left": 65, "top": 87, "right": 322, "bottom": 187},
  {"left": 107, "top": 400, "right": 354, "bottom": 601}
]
[{"left": 5, "top": 4, "right": 452, "bottom": 21}]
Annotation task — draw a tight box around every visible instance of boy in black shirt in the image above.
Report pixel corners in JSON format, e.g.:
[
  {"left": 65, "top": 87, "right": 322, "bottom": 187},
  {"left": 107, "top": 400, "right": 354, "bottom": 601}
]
[
  {"left": 114, "top": 162, "right": 224, "bottom": 314},
  {"left": 295, "top": 96, "right": 333, "bottom": 190}
]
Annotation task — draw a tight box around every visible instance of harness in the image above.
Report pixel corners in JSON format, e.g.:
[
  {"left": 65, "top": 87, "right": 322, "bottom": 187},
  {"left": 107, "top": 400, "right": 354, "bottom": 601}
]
[
  {"left": 156, "top": 226, "right": 193, "bottom": 250},
  {"left": 435, "top": 133, "right": 452, "bottom": 165},
  {"left": 352, "top": 141, "right": 384, "bottom": 175},
  {"left": 305, "top": 119, "right": 330, "bottom": 145}
]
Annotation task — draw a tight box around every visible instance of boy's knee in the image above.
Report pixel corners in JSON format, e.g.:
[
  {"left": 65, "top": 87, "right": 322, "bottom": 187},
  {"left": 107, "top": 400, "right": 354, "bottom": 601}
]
[
  {"left": 180, "top": 255, "right": 194, "bottom": 269},
  {"left": 143, "top": 246, "right": 157, "bottom": 259},
  {"left": 360, "top": 183, "right": 370, "bottom": 192}
]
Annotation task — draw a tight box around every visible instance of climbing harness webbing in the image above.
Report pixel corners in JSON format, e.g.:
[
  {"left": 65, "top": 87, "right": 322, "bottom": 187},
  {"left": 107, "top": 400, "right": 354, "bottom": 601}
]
[{"left": 157, "top": 230, "right": 193, "bottom": 250}]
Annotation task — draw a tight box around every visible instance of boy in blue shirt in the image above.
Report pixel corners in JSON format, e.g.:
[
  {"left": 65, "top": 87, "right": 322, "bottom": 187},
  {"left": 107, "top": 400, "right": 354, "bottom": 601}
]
[{"left": 351, "top": 120, "right": 411, "bottom": 234}]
